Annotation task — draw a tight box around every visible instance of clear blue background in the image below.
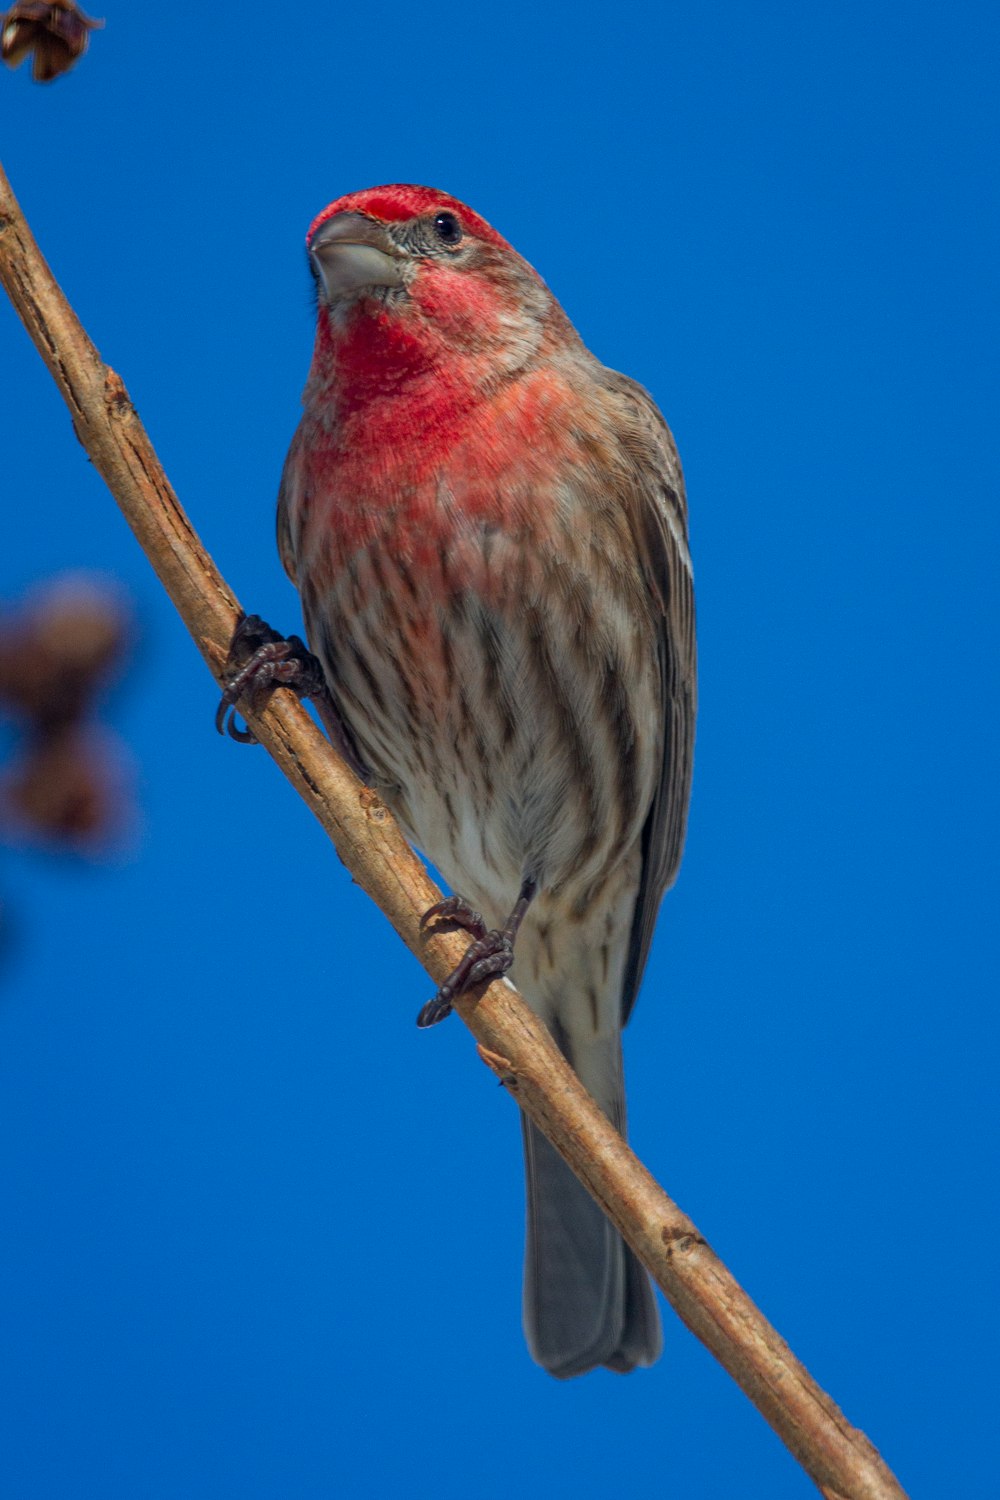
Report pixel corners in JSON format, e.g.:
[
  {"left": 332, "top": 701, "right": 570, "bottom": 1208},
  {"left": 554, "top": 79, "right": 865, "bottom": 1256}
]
[{"left": 1, "top": 3, "right": 996, "bottom": 1495}]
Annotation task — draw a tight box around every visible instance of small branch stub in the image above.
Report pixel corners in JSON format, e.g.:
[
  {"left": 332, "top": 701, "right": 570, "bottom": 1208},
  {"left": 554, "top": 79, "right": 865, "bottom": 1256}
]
[{"left": 476, "top": 1044, "right": 518, "bottom": 1089}]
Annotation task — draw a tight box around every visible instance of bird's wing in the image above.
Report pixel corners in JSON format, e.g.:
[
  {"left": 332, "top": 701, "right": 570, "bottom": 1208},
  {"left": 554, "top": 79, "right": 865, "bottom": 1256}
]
[
  {"left": 603, "top": 371, "right": 697, "bottom": 1024},
  {"left": 275, "top": 427, "right": 304, "bottom": 585}
]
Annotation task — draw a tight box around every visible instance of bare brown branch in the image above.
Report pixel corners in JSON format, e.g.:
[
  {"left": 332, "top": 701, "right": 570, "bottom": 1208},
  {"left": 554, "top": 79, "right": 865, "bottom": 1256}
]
[{"left": 0, "top": 156, "right": 908, "bottom": 1500}]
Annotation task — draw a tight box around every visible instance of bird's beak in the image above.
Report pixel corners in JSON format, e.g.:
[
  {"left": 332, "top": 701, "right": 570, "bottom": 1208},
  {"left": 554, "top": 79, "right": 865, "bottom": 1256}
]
[{"left": 309, "top": 213, "right": 406, "bottom": 301}]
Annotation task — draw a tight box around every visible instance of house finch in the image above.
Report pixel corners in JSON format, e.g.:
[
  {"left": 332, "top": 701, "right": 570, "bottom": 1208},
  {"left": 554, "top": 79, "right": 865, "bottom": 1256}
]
[{"left": 229, "top": 185, "right": 696, "bottom": 1378}]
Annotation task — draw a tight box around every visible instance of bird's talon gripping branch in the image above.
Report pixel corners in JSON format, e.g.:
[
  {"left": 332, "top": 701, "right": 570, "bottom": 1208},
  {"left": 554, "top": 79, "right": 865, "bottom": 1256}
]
[
  {"left": 417, "top": 878, "right": 537, "bottom": 1028},
  {"left": 420, "top": 894, "right": 488, "bottom": 940},
  {"left": 215, "top": 614, "right": 327, "bottom": 743},
  {"left": 415, "top": 992, "right": 457, "bottom": 1029},
  {"left": 416, "top": 931, "right": 515, "bottom": 1028}
]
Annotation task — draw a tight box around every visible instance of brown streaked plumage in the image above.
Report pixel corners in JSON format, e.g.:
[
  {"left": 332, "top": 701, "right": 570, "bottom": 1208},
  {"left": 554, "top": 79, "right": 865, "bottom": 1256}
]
[{"left": 278, "top": 185, "right": 696, "bottom": 1378}]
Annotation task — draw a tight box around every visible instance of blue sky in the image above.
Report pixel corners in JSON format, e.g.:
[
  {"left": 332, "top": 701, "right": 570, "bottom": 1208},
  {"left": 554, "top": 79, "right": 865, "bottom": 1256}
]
[{"left": 1, "top": 2, "right": 997, "bottom": 1495}]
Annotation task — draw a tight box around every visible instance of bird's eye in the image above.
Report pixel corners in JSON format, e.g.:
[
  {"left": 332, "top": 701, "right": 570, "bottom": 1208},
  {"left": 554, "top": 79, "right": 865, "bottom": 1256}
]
[{"left": 432, "top": 212, "right": 463, "bottom": 246}]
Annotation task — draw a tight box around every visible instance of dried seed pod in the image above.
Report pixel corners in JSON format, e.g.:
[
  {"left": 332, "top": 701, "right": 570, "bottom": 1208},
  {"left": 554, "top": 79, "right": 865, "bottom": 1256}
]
[{"left": 1, "top": 1, "right": 102, "bottom": 83}]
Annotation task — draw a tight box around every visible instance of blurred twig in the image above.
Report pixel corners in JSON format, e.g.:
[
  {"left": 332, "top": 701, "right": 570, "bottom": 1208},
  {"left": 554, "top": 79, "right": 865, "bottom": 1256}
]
[{"left": 0, "top": 155, "right": 908, "bottom": 1500}]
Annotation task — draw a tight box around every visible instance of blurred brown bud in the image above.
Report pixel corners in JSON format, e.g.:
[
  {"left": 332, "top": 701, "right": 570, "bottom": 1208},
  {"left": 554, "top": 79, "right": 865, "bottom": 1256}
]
[
  {"left": 0, "top": 576, "right": 134, "bottom": 851},
  {"left": 1, "top": 1, "right": 101, "bottom": 83},
  {"left": 4, "top": 729, "right": 116, "bottom": 843},
  {"left": 0, "top": 575, "right": 129, "bottom": 733}
]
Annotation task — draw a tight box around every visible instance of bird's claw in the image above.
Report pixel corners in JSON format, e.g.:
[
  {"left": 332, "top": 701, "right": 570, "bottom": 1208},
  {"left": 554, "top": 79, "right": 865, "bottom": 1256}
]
[
  {"left": 420, "top": 894, "right": 488, "bottom": 941},
  {"left": 418, "top": 878, "right": 537, "bottom": 1028},
  {"left": 215, "top": 614, "right": 326, "bottom": 742},
  {"left": 417, "top": 924, "right": 515, "bottom": 1028}
]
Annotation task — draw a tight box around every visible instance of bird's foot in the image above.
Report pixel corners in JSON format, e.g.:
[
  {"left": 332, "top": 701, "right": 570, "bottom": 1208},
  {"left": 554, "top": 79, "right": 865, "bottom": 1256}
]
[
  {"left": 417, "top": 926, "right": 515, "bottom": 1028},
  {"left": 215, "top": 614, "right": 326, "bottom": 743},
  {"left": 420, "top": 894, "right": 488, "bottom": 941},
  {"left": 417, "top": 878, "right": 537, "bottom": 1028}
]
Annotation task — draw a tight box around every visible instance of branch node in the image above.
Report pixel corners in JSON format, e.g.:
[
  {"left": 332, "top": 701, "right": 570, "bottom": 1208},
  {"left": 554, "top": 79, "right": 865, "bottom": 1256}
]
[
  {"left": 661, "top": 1224, "right": 706, "bottom": 1259},
  {"left": 358, "top": 785, "right": 387, "bottom": 823},
  {"left": 104, "top": 367, "right": 132, "bottom": 419},
  {"left": 476, "top": 1044, "right": 518, "bottom": 1089}
]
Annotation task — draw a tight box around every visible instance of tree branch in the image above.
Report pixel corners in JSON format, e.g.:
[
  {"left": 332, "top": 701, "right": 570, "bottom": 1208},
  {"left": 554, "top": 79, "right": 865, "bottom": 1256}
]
[{"left": 0, "top": 156, "right": 908, "bottom": 1500}]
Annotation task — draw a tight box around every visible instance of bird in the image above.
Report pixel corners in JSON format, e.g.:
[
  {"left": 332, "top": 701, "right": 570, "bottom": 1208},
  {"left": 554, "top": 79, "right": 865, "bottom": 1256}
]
[{"left": 221, "top": 184, "right": 696, "bottom": 1378}]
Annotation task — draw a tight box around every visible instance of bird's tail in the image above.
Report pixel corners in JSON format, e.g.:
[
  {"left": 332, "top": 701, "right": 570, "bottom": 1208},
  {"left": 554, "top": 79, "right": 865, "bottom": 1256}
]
[{"left": 521, "top": 1030, "right": 662, "bottom": 1378}]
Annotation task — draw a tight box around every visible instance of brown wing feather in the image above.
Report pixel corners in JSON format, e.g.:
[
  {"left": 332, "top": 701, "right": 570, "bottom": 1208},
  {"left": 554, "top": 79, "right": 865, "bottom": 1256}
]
[
  {"left": 275, "top": 428, "right": 303, "bottom": 585},
  {"left": 602, "top": 371, "right": 697, "bottom": 1024}
]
